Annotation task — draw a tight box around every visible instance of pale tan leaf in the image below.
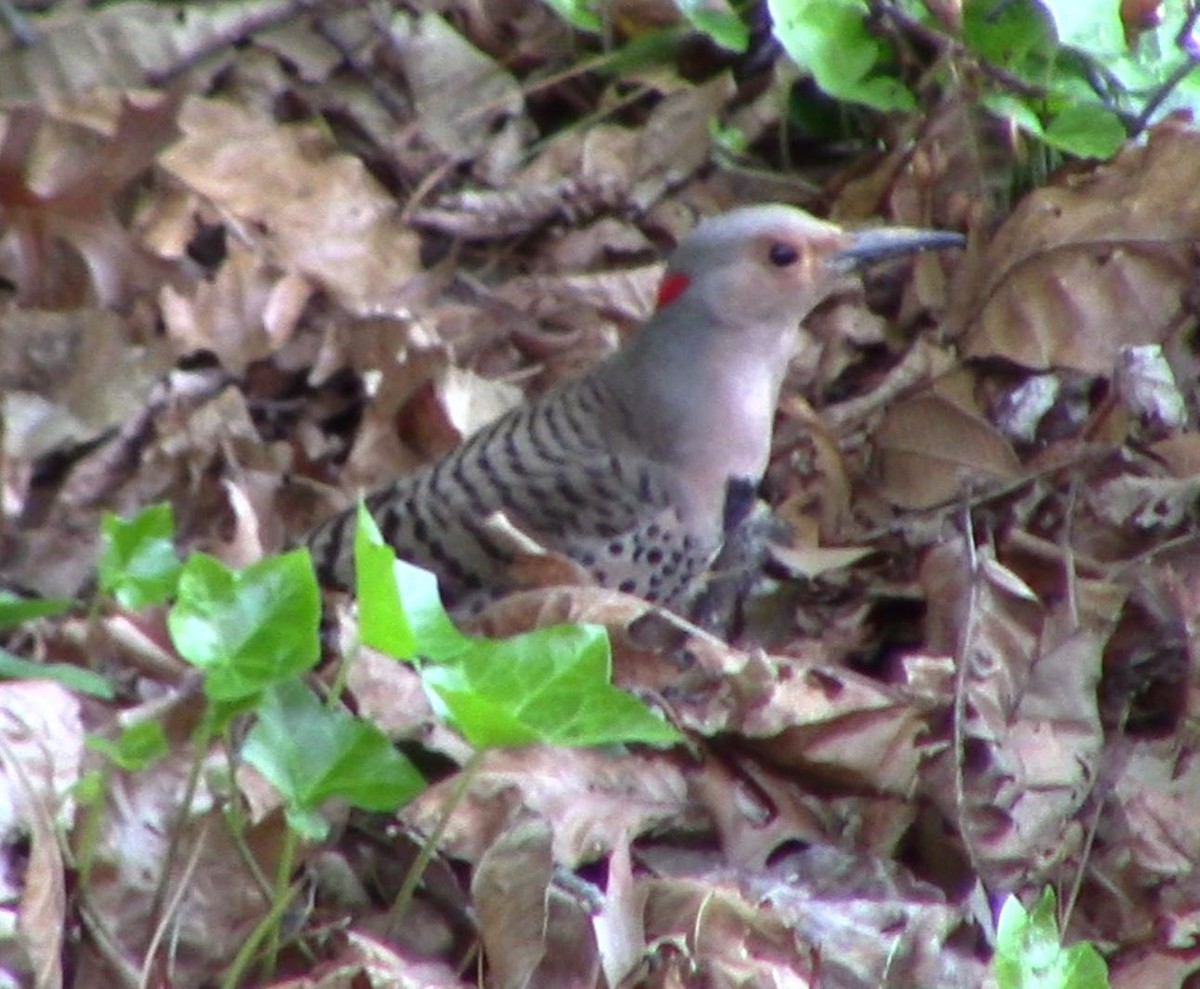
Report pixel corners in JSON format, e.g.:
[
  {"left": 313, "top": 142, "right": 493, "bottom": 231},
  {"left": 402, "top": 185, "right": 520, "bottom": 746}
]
[
  {"left": 768, "top": 542, "right": 874, "bottom": 578},
  {"left": 160, "top": 98, "right": 422, "bottom": 316},
  {"left": 387, "top": 10, "right": 530, "bottom": 184},
  {"left": 630, "top": 73, "right": 736, "bottom": 208},
  {"left": 593, "top": 833, "right": 644, "bottom": 989},
  {"left": 159, "top": 243, "right": 279, "bottom": 374},
  {"left": 1114, "top": 343, "right": 1188, "bottom": 430}
]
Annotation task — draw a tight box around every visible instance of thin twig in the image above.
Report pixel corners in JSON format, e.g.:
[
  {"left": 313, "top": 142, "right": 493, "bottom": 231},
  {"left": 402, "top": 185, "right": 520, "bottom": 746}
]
[
  {"left": 147, "top": 0, "right": 351, "bottom": 87},
  {"left": 138, "top": 818, "right": 212, "bottom": 989},
  {"left": 385, "top": 748, "right": 486, "bottom": 938},
  {"left": 952, "top": 500, "right": 989, "bottom": 891},
  {"left": 0, "top": 0, "right": 36, "bottom": 47},
  {"left": 317, "top": 12, "right": 410, "bottom": 123},
  {"left": 870, "top": 0, "right": 1047, "bottom": 99},
  {"left": 1130, "top": 2, "right": 1200, "bottom": 135}
]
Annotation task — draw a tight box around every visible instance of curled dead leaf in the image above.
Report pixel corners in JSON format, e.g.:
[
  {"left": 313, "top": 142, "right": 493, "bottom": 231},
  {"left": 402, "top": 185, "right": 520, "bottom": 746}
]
[
  {"left": 873, "top": 392, "right": 1021, "bottom": 509},
  {"left": 949, "top": 120, "right": 1200, "bottom": 373}
]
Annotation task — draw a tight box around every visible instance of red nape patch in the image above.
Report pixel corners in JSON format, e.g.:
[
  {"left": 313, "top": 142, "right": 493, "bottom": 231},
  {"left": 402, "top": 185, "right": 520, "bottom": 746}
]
[{"left": 655, "top": 272, "right": 691, "bottom": 310}]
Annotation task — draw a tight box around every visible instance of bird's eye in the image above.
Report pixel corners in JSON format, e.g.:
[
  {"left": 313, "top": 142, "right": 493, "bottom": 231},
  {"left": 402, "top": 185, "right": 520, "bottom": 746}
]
[{"left": 768, "top": 242, "right": 799, "bottom": 267}]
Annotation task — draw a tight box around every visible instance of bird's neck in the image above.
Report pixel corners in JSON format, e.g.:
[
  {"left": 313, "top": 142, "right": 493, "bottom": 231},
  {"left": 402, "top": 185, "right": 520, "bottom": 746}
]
[{"left": 600, "top": 310, "right": 795, "bottom": 521}]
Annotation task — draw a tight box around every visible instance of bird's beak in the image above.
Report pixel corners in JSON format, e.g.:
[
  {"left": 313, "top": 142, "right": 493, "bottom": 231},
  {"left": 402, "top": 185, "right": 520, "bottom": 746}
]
[{"left": 830, "top": 226, "right": 965, "bottom": 273}]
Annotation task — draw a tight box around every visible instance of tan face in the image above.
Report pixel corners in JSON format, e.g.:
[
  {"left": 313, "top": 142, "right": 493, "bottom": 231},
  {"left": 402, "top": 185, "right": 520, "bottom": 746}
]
[
  {"left": 658, "top": 205, "right": 962, "bottom": 334},
  {"left": 662, "top": 208, "right": 855, "bottom": 331},
  {"left": 722, "top": 225, "right": 855, "bottom": 323}
]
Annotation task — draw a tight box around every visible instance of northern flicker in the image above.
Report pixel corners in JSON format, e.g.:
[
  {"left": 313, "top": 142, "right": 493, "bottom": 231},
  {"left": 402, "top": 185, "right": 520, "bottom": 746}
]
[{"left": 303, "top": 205, "right": 962, "bottom": 610}]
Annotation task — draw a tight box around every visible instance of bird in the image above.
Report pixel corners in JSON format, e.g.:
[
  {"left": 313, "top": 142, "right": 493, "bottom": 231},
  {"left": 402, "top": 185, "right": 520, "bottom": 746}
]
[{"left": 302, "top": 205, "right": 963, "bottom": 612}]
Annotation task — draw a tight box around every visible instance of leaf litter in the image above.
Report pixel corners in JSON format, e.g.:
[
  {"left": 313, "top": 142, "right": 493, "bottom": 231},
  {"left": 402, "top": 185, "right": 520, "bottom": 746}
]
[{"left": 0, "top": 2, "right": 1198, "bottom": 988}]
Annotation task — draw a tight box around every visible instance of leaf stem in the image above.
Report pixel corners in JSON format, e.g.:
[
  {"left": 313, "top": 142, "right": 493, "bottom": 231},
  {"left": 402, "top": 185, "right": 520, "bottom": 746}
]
[{"left": 385, "top": 748, "right": 486, "bottom": 939}]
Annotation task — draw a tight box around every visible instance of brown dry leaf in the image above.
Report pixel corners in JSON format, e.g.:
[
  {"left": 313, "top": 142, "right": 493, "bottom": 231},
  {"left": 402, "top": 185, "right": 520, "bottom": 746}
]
[
  {"left": 83, "top": 718, "right": 282, "bottom": 989},
  {"left": 0, "top": 307, "right": 168, "bottom": 460},
  {"left": 403, "top": 746, "right": 694, "bottom": 868},
  {"left": 497, "top": 262, "right": 661, "bottom": 328},
  {"left": 250, "top": 14, "right": 346, "bottom": 85},
  {"left": 629, "top": 72, "right": 737, "bottom": 209},
  {"left": 949, "top": 120, "right": 1200, "bottom": 372},
  {"left": 0, "top": 680, "right": 85, "bottom": 817},
  {"left": 1150, "top": 431, "right": 1200, "bottom": 477},
  {"left": 1108, "top": 743, "right": 1200, "bottom": 879},
  {"left": 1088, "top": 472, "right": 1200, "bottom": 536},
  {"left": 691, "top": 757, "right": 844, "bottom": 869},
  {"left": 1110, "top": 950, "right": 1197, "bottom": 989},
  {"left": 768, "top": 542, "right": 874, "bottom": 579},
  {"left": 471, "top": 817, "right": 559, "bottom": 989},
  {"left": 641, "top": 876, "right": 817, "bottom": 986},
  {"left": 334, "top": 345, "right": 530, "bottom": 492},
  {"left": 0, "top": 1, "right": 295, "bottom": 105},
  {"left": 160, "top": 98, "right": 422, "bottom": 316},
  {"left": 268, "top": 931, "right": 465, "bottom": 989},
  {"left": 742, "top": 849, "right": 979, "bottom": 989},
  {"left": 159, "top": 240, "right": 311, "bottom": 374},
  {"left": 873, "top": 390, "right": 1021, "bottom": 509},
  {"left": 0, "top": 682, "right": 83, "bottom": 989},
  {"left": 414, "top": 68, "right": 733, "bottom": 239},
  {"left": 15, "top": 784, "right": 64, "bottom": 989},
  {"left": 149, "top": 383, "right": 286, "bottom": 486},
  {"left": 413, "top": 365, "right": 525, "bottom": 452},
  {"left": 387, "top": 10, "right": 531, "bottom": 185},
  {"left": 212, "top": 473, "right": 275, "bottom": 569},
  {"left": 734, "top": 659, "right": 927, "bottom": 795},
  {"left": 341, "top": 644, "right": 472, "bottom": 766},
  {"left": 473, "top": 586, "right": 925, "bottom": 793},
  {"left": 920, "top": 543, "right": 1105, "bottom": 887},
  {"left": 0, "top": 91, "right": 183, "bottom": 306}
]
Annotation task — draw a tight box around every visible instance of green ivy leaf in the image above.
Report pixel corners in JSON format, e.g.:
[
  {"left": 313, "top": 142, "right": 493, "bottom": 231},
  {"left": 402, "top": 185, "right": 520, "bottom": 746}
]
[
  {"left": 963, "top": 0, "right": 1056, "bottom": 74},
  {"left": 981, "top": 92, "right": 1046, "bottom": 136},
  {"left": 0, "top": 591, "right": 72, "bottom": 627},
  {"left": 354, "top": 511, "right": 681, "bottom": 750},
  {"left": 356, "top": 505, "right": 471, "bottom": 663},
  {"left": 167, "top": 551, "right": 320, "bottom": 702},
  {"left": 99, "top": 503, "right": 182, "bottom": 609},
  {"left": 87, "top": 721, "right": 169, "bottom": 771},
  {"left": 243, "top": 679, "right": 425, "bottom": 840},
  {"left": 768, "top": 0, "right": 915, "bottom": 112},
  {"left": 0, "top": 649, "right": 113, "bottom": 699},
  {"left": 1042, "top": 103, "right": 1125, "bottom": 158},
  {"left": 675, "top": 0, "right": 748, "bottom": 52},
  {"left": 422, "top": 623, "right": 681, "bottom": 748},
  {"left": 995, "top": 888, "right": 1110, "bottom": 989},
  {"left": 540, "top": 0, "right": 602, "bottom": 32},
  {"left": 1039, "top": 0, "right": 1125, "bottom": 60}
]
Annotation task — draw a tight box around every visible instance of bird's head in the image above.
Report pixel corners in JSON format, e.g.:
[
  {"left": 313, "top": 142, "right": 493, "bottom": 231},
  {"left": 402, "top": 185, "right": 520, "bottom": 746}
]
[{"left": 655, "top": 204, "right": 963, "bottom": 337}]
